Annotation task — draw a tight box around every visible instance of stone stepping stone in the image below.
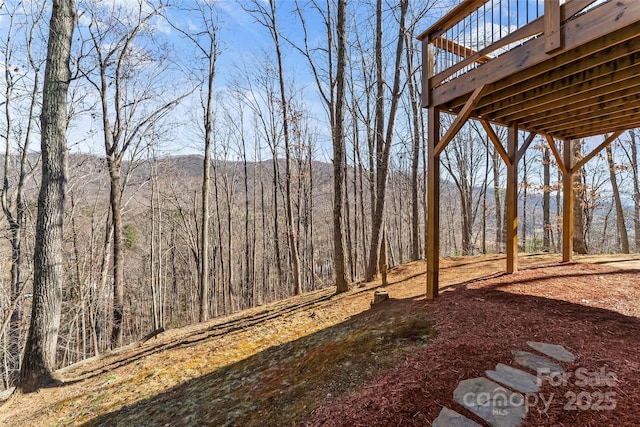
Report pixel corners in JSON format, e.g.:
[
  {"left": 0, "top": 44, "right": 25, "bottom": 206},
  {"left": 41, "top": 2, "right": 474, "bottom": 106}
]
[
  {"left": 527, "top": 341, "right": 576, "bottom": 363},
  {"left": 433, "top": 407, "right": 482, "bottom": 427},
  {"left": 486, "top": 363, "right": 540, "bottom": 393},
  {"left": 512, "top": 350, "right": 564, "bottom": 376},
  {"left": 453, "top": 377, "right": 527, "bottom": 427}
]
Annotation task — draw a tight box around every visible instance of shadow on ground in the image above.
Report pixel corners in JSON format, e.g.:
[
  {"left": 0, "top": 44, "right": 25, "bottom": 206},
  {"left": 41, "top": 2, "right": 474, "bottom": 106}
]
[{"left": 82, "top": 297, "right": 434, "bottom": 427}]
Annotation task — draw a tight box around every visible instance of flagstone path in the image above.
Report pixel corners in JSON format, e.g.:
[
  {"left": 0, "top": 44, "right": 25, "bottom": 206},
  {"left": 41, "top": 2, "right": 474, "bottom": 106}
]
[{"left": 432, "top": 341, "right": 576, "bottom": 427}]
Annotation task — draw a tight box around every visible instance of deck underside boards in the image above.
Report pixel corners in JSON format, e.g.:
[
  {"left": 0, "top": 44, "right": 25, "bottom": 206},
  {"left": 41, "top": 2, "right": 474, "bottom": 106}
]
[{"left": 432, "top": 1, "right": 640, "bottom": 140}]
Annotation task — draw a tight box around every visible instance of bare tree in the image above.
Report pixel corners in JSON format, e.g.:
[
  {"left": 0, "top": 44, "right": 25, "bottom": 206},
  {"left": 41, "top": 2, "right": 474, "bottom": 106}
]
[
  {"left": 632, "top": 130, "right": 640, "bottom": 252},
  {"left": 542, "top": 145, "right": 552, "bottom": 251},
  {"left": 620, "top": 129, "right": 640, "bottom": 251},
  {"left": 406, "top": 36, "right": 422, "bottom": 261},
  {"left": 404, "top": 2, "right": 434, "bottom": 261},
  {"left": 170, "top": 0, "right": 221, "bottom": 322},
  {"left": 442, "top": 125, "right": 486, "bottom": 255},
  {"left": 606, "top": 141, "right": 629, "bottom": 253},
  {"left": 365, "top": 0, "right": 408, "bottom": 281},
  {"left": 20, "top": 0, "right": 76, "bottom": 393},
  {"left": 332, "top": 0, "right": 349, "bottom": 291},
  {"left": 232, "top": 58, "right": 286, "bottom": 296},
  {"left": 291, "top": 0, "right": 349, "bottom": 292},
  {"left": 572, "top": 140, "right": 588, "bottom": 254},
  {"left": 78, "top": 0, "right": 189, "bottom": 347},
  {"left": 493, "top": 142, "right": 505, "bottom": 252},
  {"left": 0, "top": 0, "right": 46, "bottom": 385},
  {"left": 243, "top": 0, "right": 302, "bottom": 295}
]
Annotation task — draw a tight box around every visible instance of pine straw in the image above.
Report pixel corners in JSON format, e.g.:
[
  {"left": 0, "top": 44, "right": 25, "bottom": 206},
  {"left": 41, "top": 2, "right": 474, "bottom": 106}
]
[{"left": 304, "top": 263, "right": 640, "bottom": 427}]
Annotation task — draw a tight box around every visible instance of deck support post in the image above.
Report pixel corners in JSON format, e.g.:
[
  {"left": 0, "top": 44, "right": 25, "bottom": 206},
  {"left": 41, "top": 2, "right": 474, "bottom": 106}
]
[
  {"left": 506, "top": 125, "right": 519, "bottom": 273},
  {"left": 563, "top": 139, "right": 574, "bottom": 262},
  {"left": 426, "top": 107, "right": 440, "bottom": 299}
]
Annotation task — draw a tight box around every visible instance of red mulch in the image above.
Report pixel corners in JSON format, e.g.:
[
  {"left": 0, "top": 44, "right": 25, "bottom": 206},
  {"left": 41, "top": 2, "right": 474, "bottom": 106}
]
[{"left": 303, "top": 263, "right": 640, "bottom": 426}]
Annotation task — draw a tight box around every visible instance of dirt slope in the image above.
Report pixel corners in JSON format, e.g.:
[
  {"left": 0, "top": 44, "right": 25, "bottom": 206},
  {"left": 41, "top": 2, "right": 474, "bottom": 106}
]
[{"left": 0, "top": 253, "right": 637, "bottom": 426}]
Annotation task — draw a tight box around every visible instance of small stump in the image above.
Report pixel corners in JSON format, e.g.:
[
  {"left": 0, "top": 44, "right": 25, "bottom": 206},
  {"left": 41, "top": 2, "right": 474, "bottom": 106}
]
[{"left": 372, "top": 288, "right": 389, "bottom": 305}]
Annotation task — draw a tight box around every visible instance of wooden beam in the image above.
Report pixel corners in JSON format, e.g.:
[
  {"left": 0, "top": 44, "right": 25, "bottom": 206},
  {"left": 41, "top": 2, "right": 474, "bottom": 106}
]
[
  {"left": 432, "top": 0, "right": 640, "bottom": 107},
  {"left": 435, "top": 85, "right": 486, "bottom": 155},
  {"left": 562, "top": 139, "right": 574, "bottom": 262},
  {"left": 571, "top": 131, "right": 624, "bottom": 173},
  {"left": 545, "top": 135, "right": 568, "bottom": 175},
  {"left": 506, "top": 125, "right": 519, "bottom": 273},
  {"left": 481, "top": 120, "right": 511, "bottom": 167},
  {"left": 517, "top": 133, "right": 536, "bottom": 162},
  {"left": 426, "top": 107, "right": 440, "bottom": 299},
  {"left": 545, "top": 0, "right": 562, "bottom": 53}
]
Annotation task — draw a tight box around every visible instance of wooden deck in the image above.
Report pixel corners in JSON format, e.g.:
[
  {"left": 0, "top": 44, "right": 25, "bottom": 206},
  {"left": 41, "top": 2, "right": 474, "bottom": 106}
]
[{"left": 419, "top": 0, "right": 640, "bottom": 297}]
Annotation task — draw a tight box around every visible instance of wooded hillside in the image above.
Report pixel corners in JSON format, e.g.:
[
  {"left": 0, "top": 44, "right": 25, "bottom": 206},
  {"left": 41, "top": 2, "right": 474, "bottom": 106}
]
[{"left": 1, "top": 0, "right": 639, "bottom": 393}]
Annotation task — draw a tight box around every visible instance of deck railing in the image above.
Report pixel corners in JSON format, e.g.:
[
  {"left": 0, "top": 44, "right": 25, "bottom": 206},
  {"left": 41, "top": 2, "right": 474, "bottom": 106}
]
[
  {"left": 433, "top": 1, "right": 543, "bottom": 80},
  {"left": 419, "top": 0, "right": 545, "bottom": 91},
  {"left": 419, "top": 0, "right": 604, "bottom": 105}
]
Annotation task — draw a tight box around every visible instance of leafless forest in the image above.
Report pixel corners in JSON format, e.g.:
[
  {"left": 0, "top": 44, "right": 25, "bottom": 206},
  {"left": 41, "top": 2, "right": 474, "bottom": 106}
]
[{"left": 1, "top": 0, "right": 639, "bottom": 390}]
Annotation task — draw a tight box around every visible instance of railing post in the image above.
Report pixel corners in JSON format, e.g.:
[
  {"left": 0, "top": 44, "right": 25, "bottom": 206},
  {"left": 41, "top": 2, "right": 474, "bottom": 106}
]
[
  {"left": 545, "top": 0, "right": 562, "bottom": 53},
  {"left": 421, "top": 40, "right": 434, "bottom": 108}
]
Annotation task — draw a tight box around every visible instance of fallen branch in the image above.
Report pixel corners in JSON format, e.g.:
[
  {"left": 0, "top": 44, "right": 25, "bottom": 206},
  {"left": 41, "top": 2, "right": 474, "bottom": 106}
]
[{"left": 139, "top": 327, "right": 165, "bottom": 344}]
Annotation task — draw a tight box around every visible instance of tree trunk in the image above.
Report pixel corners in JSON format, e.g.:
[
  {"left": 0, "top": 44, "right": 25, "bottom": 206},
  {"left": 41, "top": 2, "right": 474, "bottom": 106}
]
[
  {"left": 242, "top": 129, "right": 252, "bottom": 306},
  {"left": 199, "top": 65, "right": 213, "bottom": 321},
  {"left": 108, "top": 160, "right": 125, "bottom": 348},
  {"left": 365, "top": 0, "right": 385, "bottom": 282},
  {"left": 482, "top": 137, "right": 489, "bottom": 254},
  {"left": 20, "top": 0, "right": 75, "bottom": 393},
  {"left": 542, "top": 147, "right": 551, "bottom": 251},
  {"left": 462, "top": 187, "right": 473, "bottom": 255},
  {"left": 2, "top": 2, "right": 44, "bottom": 384},
  {"left": 628, "top": 130, "right": 640, "bottom": 252},
  {"left": 333, "top": 0, "right": 349, "bottom": 293},
  {"left": 406, "top": 36, "right": 421, "bottom": 261},
  {"left": 344, "top": 161, "right": 355, "bottom": 281},
  {"left": 212, "top": 161, "right": 225, "bottom": 313},
  {"left": 271, "top": 4, "right": 302, "bottom": 296},
  {"left": 572, "top": 140, "right": 588, "bottom": 254},
  {"left": 521, "top": 152, "right": 528, "bottom": 251},
  {"left": 606, "top": 144, "right": 629, "bottom": 253},
  {"left": 556, "top": 168, "right": 562, "bottom": 252},
  {"left": 365, "top": 0, "right": 408, "bottom": 281},
  {"left": 492, "top": 147, "right": 503, "bottom": 252}
]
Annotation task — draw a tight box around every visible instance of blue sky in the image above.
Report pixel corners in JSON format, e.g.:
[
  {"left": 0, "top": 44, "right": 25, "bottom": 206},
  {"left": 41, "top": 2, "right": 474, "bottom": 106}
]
[
  {"left": 141, "top": 0, "right": 333, "bottom": 157},
  {"left": 2, "top": 0, "right": 449, "bottom": 158},
  {"left": 9, "top": 0, "right": 606, "bottom": 161}
]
